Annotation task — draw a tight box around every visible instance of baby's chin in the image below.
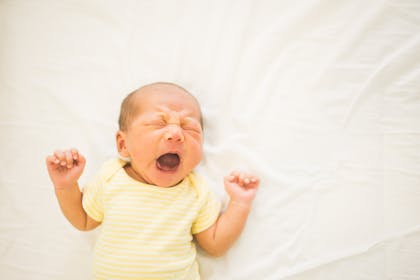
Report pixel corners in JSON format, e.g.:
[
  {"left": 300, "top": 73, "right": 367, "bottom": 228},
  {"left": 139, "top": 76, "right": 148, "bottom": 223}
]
[
  {"left": 150, "top": 174, "right": 186, "bottom": 188},
  {"left": 148, "top": 166, "right": 189, "bottom": 188}
]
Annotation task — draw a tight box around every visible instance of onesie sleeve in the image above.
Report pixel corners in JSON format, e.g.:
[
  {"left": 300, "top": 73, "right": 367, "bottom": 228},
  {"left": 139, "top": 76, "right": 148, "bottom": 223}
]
[
  {"left": 82, "top": 174, "right": 104, "bottom": 223},
  {"left": 82, "top": 158, "right": 127, "bottom": 222},
  {"left": 191, "top": 174, "right": 222, "bottom": 234}
]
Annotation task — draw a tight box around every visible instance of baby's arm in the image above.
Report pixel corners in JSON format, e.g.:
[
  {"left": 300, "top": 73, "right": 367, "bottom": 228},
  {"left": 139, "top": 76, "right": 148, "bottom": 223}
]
[
  {"left": 45, "top": 149, "right": 100, "bottom": 231},
  {"left": 194, "top": 172, "right": 259, "bottom": 257}
]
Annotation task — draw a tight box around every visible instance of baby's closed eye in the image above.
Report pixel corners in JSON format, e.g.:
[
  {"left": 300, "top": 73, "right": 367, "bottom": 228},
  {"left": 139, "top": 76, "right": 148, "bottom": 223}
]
[
  {"left": 144, "top": 118, "right": 166, "bottom": 127},
  {"left": 181, "top": 121, "right": 201, "bottom": 132}
]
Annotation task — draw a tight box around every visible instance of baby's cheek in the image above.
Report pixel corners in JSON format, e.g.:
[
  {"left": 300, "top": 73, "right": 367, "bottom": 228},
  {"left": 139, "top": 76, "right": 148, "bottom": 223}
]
[
  {"left": 189, "top": 144, "right": 203, "bottom": 166},
  {"left": 185, "top": 131, "right": 203, "bottom": 144}
]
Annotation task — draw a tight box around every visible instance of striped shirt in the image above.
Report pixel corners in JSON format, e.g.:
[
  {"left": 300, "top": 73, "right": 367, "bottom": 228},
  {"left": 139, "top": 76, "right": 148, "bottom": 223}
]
[{"left": 82, "top": 159, "right": 221, "bottom": 279}]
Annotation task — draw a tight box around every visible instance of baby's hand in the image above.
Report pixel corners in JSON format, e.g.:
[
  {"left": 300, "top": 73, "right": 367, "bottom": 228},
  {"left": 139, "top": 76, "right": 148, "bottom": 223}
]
[
  {"left": 45, "top": 148, "right": 86, "bottom": 189},
  {"left": 224, "top": 171, "right": 260, "bottom": 207}
]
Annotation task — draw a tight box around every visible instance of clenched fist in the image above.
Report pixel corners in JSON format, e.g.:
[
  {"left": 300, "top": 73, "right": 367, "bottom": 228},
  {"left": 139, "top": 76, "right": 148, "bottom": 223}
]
[
  {"left": 224, "top": 171, "right": 260, "bottom": 207},
  {"left": 45, "top": 149, "right": 86, "bottom": 189}
]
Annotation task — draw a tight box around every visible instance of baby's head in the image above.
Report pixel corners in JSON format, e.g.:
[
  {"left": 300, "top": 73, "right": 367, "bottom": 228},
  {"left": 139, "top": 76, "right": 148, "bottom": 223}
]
[{"left": 116, "top": 82, "right": 203, "bottom": 187}]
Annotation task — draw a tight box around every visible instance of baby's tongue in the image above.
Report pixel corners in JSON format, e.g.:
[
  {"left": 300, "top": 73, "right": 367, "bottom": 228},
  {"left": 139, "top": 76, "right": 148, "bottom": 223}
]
[{"left": 157, "top": 153, "right": 180, "bottom": 171}]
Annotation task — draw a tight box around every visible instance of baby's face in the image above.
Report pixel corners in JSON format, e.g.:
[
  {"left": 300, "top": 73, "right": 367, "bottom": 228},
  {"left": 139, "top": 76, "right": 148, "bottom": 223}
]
[{"left": 117, "top": 87, "right": 203, "bottom": 187}]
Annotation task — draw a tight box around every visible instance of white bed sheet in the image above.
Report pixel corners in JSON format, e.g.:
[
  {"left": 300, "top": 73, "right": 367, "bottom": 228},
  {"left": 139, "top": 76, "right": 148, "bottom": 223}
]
[{"left": 1, "top": 0, "right": 420, "bottom": 279}]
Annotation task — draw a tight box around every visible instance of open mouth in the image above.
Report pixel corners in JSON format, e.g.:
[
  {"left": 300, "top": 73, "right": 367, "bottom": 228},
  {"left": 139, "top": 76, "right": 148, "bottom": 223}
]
[{"left": 156, "top": 153, "right": 180, "bottom": 172}]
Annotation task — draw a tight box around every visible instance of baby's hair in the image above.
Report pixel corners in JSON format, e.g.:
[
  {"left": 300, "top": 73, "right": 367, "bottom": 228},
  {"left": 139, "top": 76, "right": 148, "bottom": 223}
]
[{"left": 118, "top": 82, "right": 203, "bottom": 131}]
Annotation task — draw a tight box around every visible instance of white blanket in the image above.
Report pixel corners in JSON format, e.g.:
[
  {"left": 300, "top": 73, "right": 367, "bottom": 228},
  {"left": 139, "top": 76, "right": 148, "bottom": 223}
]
[{"left": 1, "top": 1, "right": 420, "bottom": 279}]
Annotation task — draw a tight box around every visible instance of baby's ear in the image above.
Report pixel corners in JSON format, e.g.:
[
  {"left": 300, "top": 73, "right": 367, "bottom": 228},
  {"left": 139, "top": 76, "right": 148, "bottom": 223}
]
[{"left": 116, "top": 131, "right": 129, "bottom": 157}]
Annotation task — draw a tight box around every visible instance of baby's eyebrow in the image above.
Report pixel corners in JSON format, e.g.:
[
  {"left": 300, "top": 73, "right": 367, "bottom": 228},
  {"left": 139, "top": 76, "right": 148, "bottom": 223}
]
[
  {"left": 160, "top": 110, "right": 197, "bottom": 120},
  {"left": 148, "top": 108, "right": 201, "bottom": 126},
  {"left": 153, "top": 112, "right": 166, "bottom": 119},
  {"left": 182, "top": 116, "right": 201, "bottom": 124},
  {"left": 141, "top": 113, "right": 164, "bottom": 120}
]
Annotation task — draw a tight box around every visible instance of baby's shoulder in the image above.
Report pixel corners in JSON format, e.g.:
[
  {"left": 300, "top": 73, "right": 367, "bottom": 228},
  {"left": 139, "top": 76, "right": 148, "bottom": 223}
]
[
  {"left": 83, "top": 158, "right": 126, "bottom": 191},
  {"left": 96, "top": 158, "right": 127, "bottom": 183},
  {"left": 185, "top": 171, "right": 212, "bottom": 197}
]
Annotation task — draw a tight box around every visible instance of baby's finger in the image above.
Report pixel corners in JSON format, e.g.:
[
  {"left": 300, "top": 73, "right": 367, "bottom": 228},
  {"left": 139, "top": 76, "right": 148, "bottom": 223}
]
[
  {"left": 230, "top": 171, "right": 240, "bottom": 180},
  {"left": 238, "top": 173, "right": 247, "bottom": 185},
  {"left": 247, "top": 176, "right": 260, "bottom": 188},
  {"left": 54, "top": 150, "right": 66, "bottom": 166},
  {"left": 224, "top": 175, "right": 234, "bottom": 184},
  {"left": 77, "top": 153, "right": 86, "bottom": 166},
  {"left": 64, "top": 150, "right": 73, "bottom": 168},
  {"left": 46, "top": 155, "right": 59, "bottom": 166},
  {"left": 238, "top": 173, "right": 259, "bottom": 187},
  {"left": 71, "top": 148, "right": 79, "bottom": 160}
]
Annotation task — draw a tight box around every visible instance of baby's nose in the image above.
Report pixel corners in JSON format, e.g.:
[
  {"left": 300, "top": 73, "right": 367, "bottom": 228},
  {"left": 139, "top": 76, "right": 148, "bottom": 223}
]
[{"left": 164, "top": 125, "right": 184, "bottom": 142}]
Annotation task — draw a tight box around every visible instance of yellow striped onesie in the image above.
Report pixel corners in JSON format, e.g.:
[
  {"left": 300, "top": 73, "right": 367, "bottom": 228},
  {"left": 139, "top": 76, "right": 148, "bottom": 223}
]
[{"left": 82, "top": 158, "right": 221, "bottom": 279}]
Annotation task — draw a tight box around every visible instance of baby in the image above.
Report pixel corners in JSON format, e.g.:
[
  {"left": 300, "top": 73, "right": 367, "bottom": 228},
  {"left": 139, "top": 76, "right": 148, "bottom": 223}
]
[{"left": 46, "top": 82, "right": 260, "bottom": 279}]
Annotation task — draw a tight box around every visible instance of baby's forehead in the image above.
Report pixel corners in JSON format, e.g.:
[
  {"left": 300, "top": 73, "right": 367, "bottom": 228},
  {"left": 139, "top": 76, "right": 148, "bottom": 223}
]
[{"left": 133, "top": 86, "right": 202, "bottom": 119}]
